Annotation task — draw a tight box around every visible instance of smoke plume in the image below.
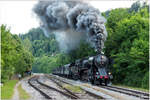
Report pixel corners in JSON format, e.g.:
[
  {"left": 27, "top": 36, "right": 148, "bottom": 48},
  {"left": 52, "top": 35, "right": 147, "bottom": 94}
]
[{"left": 33, "top": 0, "right": 107, "bottom": 53}]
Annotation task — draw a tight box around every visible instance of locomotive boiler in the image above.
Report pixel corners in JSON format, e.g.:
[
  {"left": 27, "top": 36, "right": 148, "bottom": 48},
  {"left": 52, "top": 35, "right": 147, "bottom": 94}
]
[{"left": 52, "top": 54, "right": 113, "bottom": 86}]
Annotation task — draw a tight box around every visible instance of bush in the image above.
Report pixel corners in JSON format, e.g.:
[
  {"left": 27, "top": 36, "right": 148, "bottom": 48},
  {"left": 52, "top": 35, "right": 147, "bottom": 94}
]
[{"left": 142, "top": 72, "right": 149, "bottom": 89}]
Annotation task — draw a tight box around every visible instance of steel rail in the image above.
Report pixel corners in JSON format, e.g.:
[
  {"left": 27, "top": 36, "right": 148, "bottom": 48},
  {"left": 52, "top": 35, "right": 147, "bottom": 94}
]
[
  {"left": 47, "top": 74, "right": 104, "bottom": 99},
  {"left": 101, "top": 86, "right": 149, "bottom": 99},
  {"left": 36, "top": 78, "right": 79, "bottom": 99},
  {"left": 49, "top": 77, "right": 80, "bottom": 99},
  {"left": 49, "top": 74, "right": 150, "bottom": 99},
  {"left": 28, "top": 77, "right": 52, "bottom": 99},
  {"left": 108, "top": 85, "right": 149, "bottom": 96}
]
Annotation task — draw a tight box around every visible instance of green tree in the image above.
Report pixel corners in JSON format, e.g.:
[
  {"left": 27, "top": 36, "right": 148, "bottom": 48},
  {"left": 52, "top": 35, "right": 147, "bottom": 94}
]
[
  {"left": 1, "top": 25, "right": 33, "bottom": 82},
  {"left": 104, "top": 6, "right": 149, "bottom": 89}
]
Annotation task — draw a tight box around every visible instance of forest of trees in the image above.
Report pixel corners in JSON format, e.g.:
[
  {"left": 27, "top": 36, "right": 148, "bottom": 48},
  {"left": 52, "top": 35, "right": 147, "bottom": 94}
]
[
  {"left": 103, "top": 2, "right": 149, "bottom": 89},
  {"left": 19, "top": 28, "right": 96, "bottom": 73},
  {"left": 1, "top": 25, "right": 33, "bottom": 83},
  {"left": 1, "top": 1, "right": 149, "bottom": 89}
]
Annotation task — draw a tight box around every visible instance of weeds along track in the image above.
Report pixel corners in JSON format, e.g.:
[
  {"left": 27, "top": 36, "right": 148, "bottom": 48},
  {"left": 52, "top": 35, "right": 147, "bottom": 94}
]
[
  {"left": 48, "top": 77, "right": 80, "bottom": 99},
  {"left": 28, "top": 76, "right": 79, "bottom": 99},
  {"left": 100, "top": 85, "right": 149, "bottom": 99},
  {"left": 45, "top": 75, "right": 103, "bottom": 100}
]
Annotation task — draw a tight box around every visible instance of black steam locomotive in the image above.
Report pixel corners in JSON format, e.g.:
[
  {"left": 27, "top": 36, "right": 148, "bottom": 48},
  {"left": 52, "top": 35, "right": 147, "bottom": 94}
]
[{"left": 52, "top": 54, "right": 113, "bottom": 85}]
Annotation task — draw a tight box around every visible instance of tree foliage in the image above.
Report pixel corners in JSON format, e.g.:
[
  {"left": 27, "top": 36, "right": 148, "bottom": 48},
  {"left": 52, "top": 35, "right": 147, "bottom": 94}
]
[
  {"left": 20, "top": 28, "right": 96, "bottom": 74},
  {"left": 19, "top": 28, "right": 59, "bottom": 57},
  {"left": 1, "top": 25, "right": 34, "bottom": 83},
  {"left": 104, "top": 3, "right": 149, "bottom": 89},
  {"left": 32, "top": 54, "right": 71, "bottom": 73}
]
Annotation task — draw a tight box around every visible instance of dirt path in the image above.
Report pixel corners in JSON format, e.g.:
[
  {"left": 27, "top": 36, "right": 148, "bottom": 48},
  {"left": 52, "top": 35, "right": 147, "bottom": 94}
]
[
  {"left": 11, "top": 77, "right": 44, "bottom": 100},
  {"left": 12, "top": 81, "right": 20, "bottom": 100}
]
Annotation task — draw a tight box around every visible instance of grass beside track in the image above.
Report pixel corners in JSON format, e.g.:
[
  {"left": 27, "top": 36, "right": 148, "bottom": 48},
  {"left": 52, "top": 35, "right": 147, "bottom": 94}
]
[
  {"left": 63, "top": 84, "right": 83, "bottom": 93},
  {"left": 18, "top": 84, "right": 30, "bottom": 99},
  {"left": 1, "top": 80, "right": 18, "bottom": 99},
  {"left": 113, "top": 84, "right": 149, "bottom": 92}
]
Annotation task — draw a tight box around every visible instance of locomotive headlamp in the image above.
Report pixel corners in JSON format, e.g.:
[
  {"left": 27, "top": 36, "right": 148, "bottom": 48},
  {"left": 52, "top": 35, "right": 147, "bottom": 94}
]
[
  {"left": 89, "top": 57, "right": 93, "bottom": 61},
  {"left": 101, "top": 56, "right": 104, "bottom": 59}
]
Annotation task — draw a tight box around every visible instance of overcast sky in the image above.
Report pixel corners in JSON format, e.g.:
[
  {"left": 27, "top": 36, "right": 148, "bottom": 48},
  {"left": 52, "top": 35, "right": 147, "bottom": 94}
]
[{"left": 0, "top": 0, "right": 137, "bottom": 34}]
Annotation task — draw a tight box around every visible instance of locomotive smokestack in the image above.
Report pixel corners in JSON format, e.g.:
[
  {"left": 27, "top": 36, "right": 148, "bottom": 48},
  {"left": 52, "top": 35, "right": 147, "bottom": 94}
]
[{"left": 33, "top": 0, "right": 107, "bottom": 53}]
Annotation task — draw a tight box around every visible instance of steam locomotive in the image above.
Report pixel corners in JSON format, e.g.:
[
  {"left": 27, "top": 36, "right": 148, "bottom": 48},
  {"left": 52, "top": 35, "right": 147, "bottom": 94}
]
[{"left": 52, "top": 54, "right": 113, "bottom": 85}]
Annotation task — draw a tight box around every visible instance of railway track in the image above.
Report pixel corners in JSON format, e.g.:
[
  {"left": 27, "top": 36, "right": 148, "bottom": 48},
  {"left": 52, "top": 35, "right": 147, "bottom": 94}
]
[
  {"left": 37, "top": 78, "right": 79, "bottom": 99},
  {"left": 28, "top": 76, "right": 52, "bottom": 99},
  {"left": 30, "top": 75, "right": 149, "bottom": 100},
  {"left": 100, "top": 85, "right": 149, "bottom": 99},
  {"left": 46, "top": 75, "right": 103, "bottom": 100},
  {"left": 50, "top": 74, "right": 150, "bottom": 100},
  {"left": 28, "top": 76, "right": 80, "bottom": 99},
  {"left": 48, "top": 77, "right": 80, "bottom": 99}
]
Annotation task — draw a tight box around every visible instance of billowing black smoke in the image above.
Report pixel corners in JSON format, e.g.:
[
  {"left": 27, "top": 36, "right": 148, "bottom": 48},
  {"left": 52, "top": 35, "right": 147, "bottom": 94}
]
[{"left": 33, "top": 0, "right": 107, "bottom": 53}]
